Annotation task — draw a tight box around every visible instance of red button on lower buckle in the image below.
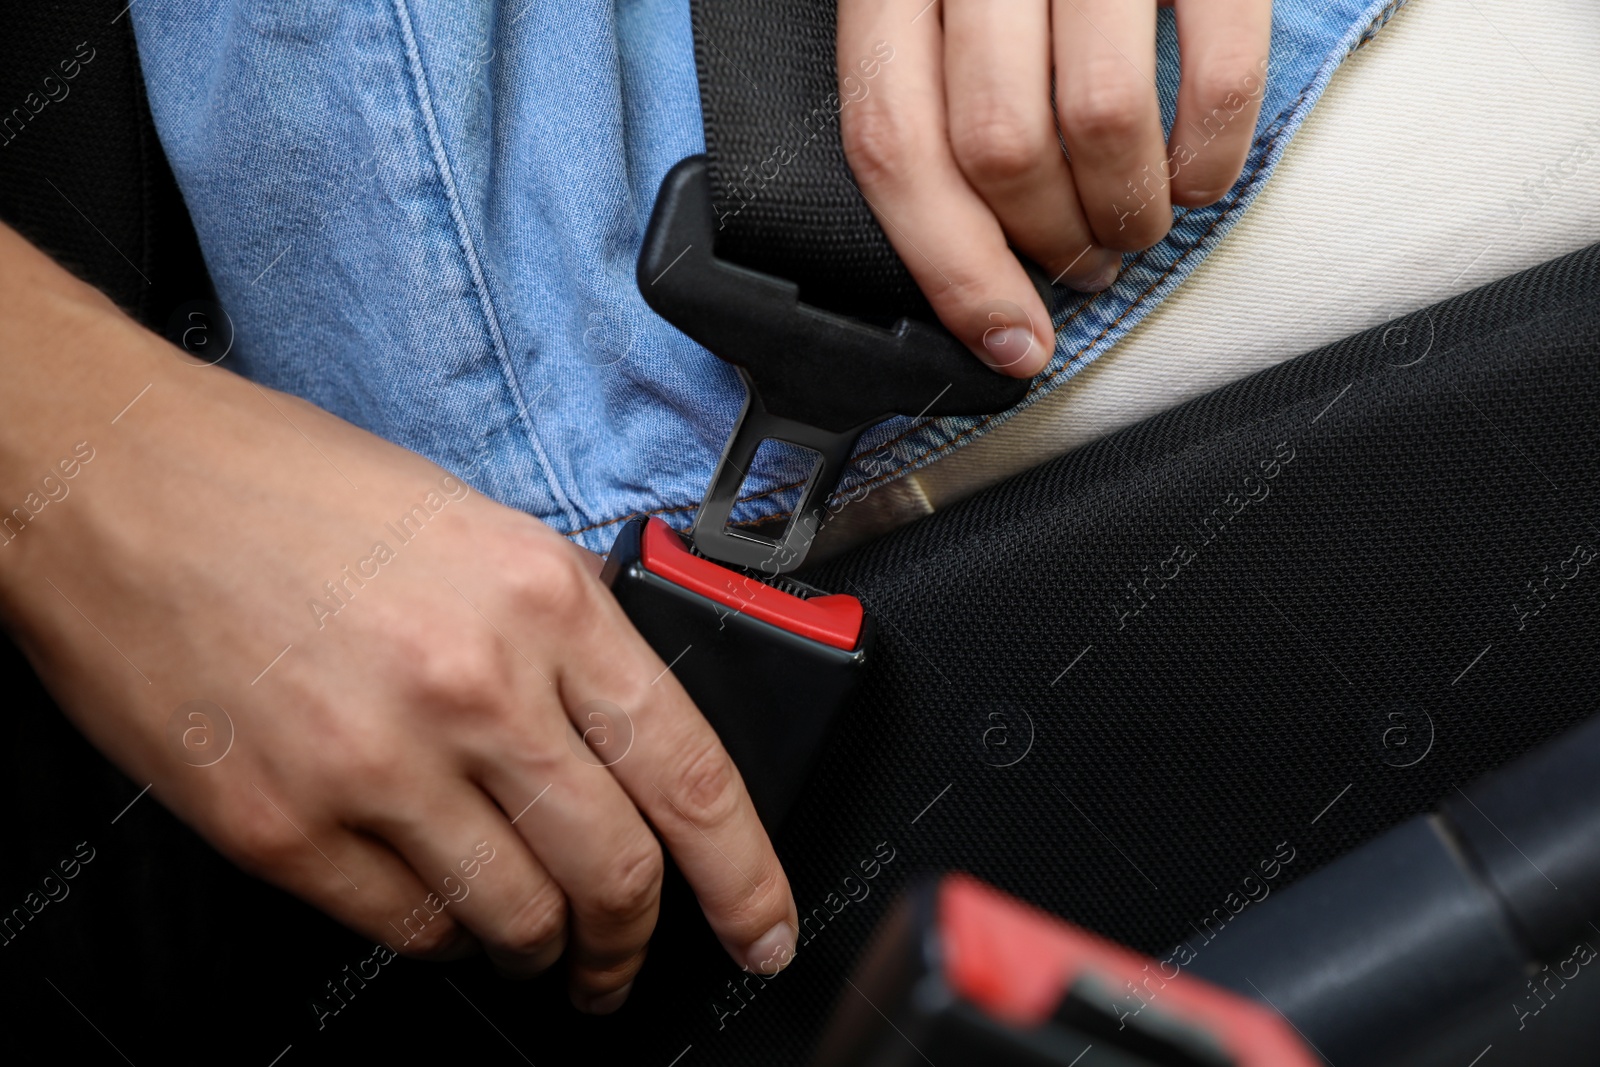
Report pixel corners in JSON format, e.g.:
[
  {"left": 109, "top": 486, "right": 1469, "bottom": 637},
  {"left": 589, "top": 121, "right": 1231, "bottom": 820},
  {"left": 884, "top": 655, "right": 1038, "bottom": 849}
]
[{"left": 637, "top": 518, "right": 864, "bottom": 651}]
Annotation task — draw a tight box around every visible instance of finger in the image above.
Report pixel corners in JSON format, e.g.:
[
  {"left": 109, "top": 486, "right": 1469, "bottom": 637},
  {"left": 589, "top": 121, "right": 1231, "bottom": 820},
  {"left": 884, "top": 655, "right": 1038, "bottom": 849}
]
[
  {"left": 838, "top": 0, "right": 1055, "bottom": 375},
  {"left": 364, "top": 785, "right": 569, "bottom": 980},
  {"left": 231, "top": 784, "right": 474, "bottom": 960},
  {"left": 1167, "top": 0, "right": 1272, "bottom": 206},
  {"left": 475, "top": 716, "right": 665, "bottom": 1015},
  {"left": 1053, "top": 0, "right": 1170, "bottom": 251},
  {"left": 551, "top": 584, "right": 800, "bottom": 977},
  {"left": 943, "top": 0, "right": 1121, "bottom": 292}
]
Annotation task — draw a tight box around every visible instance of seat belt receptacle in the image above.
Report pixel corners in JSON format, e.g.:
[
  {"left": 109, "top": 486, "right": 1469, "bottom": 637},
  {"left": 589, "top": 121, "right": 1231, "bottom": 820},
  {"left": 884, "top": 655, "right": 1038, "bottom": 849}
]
[{"left": 602, "top": 517, "right": 873, "bottom": 825}]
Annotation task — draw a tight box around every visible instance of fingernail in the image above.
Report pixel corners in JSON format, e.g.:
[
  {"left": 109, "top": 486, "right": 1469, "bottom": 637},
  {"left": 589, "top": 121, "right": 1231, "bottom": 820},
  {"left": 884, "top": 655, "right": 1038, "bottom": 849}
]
[
  {"left": 1079, "top": 255, "right": 1121, "bottom": 293},
  {"left": 744, "top": 922, "right": 797, "bottom": 975},
  {"left": 575, "top": 981, "right": 633, "bottom": 1015},
  {"left": 981, "top": 326, "right": 1038, "bottom": 372}
]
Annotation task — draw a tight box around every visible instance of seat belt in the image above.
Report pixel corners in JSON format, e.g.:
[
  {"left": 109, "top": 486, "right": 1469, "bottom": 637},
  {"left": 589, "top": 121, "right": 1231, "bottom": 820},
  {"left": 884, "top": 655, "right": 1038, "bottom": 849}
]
[{"left": 690, "top": 0, "right": 941, "bottom": 323}]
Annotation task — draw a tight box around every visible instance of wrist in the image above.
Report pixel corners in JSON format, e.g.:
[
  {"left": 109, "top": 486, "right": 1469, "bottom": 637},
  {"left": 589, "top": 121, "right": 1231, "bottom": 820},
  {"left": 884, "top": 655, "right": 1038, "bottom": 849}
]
[{"left": 0, "top": 225, "right": 186, "bottom": 609}]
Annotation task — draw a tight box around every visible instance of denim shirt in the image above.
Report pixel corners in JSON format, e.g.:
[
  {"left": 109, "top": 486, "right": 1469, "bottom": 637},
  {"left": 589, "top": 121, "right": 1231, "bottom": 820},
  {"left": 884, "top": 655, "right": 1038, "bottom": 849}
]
[{"left": 132, "top": 0, "right": 1404, "bottom": 553}]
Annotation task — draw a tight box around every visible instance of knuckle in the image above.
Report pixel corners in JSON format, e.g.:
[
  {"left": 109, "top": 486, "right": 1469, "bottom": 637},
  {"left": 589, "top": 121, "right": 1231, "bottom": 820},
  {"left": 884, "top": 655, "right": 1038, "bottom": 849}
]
[
  {"left": 928, "top": 271, "right": 1021, "bottom": 338},
  {"left": 496, "top": 883, "right": 569, "bottom": 958},
  {"left": 507, "top": 547, "right": 593, "bottom": 622},
  {"left": 574, "top": 950, "right": 648, "bottom": 994},
  {"left": 600, "top": 680, "right": 661, "bottom": 743},
  {"left": 1063, "top": 81, "right": 1149, "bottom": 149},
  {"left": 404, "top": 628, "right": 514, "bottom": 713},
  {"left": 227, "top": 800, "right": 303, "bottom": 874},
  {"left": 841, "top": 102, "right": 925, "bottom": 189},
  {"left": 663, "top": 737, "right": 743, "bottom": 828},
  {"left": 950, "top": 106, "right": 1055, "bottom": 185},
  {"left": 587, "top": 840, "right": 664, "bottom": 924},
  {"left": 1187, "top": 57, "right": 1260, "bottom": 117},
  {"left": 942, "top": 270, "right": 1002, "bottom": 311},
  {"left": 395, "top": 914, "right": 461, "bottom": 958},
  {"left": 718, "top": 858, "right": 791, "bottom": 932}
]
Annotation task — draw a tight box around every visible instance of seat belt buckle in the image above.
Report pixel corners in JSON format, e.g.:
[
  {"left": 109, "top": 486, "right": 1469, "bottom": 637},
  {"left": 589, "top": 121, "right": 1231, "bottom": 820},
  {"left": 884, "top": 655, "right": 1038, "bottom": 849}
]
[
  {"left": 601, "top": 516, "right": 873, "bottom": 825},
  {"left": 635, "top": 154, "right": 1035, "bottom": 576},
  {"left": 812, "top": 874, "right": 1321, "bottom": 1067},
  {"left": 602, "top": 153, "right": 1034, "bottom": 824}
]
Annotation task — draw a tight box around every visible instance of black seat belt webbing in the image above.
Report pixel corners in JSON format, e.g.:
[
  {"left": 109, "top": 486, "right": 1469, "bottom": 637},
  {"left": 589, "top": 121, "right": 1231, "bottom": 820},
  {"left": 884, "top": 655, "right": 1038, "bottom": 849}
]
[{"left": 691, "top": 0, "right": 932, "bottom": 321}]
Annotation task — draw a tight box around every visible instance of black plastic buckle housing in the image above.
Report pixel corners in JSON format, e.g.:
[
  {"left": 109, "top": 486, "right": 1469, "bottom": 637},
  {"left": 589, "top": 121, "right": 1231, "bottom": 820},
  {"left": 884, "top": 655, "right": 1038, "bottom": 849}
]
[
  {"left": 637, "top": 154, "right": 1033, "bottom": 573},
  {"left": 602, "top": 517, "right": 873, "bottom": 825}
]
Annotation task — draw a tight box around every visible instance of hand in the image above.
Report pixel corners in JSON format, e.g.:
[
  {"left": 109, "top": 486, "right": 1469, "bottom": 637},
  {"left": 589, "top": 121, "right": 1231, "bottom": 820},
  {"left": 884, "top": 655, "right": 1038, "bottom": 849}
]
[
  {"left": 838, "top": 0, "right": 1272, "bottom": 376},
  {"left": 0, "top": 224, "right": 798, "bottom": 1014}
]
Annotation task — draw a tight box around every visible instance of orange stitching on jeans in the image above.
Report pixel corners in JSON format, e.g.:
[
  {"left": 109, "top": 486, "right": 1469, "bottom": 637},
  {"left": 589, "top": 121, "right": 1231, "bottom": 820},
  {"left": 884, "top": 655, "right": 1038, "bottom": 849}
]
[{"left": 1349, "top": 0, "right": 1406, "bottom": 52}]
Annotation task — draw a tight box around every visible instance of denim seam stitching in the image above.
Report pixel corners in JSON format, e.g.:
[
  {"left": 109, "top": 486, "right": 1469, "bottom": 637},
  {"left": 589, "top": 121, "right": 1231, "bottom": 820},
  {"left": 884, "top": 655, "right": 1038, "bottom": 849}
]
[
  {"left": 1350, "top": 0, "right": 1407, "bottom": 52},
  {"left": 388, "top": 0, "right": 583, "bottom": 534}
]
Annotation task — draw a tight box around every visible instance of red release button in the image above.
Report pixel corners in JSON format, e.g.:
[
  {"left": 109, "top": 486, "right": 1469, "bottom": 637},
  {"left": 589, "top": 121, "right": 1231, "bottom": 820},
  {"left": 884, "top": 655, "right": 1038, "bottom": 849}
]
[{"left": 638, "top": 517, "right": 864, "bottom": 651}]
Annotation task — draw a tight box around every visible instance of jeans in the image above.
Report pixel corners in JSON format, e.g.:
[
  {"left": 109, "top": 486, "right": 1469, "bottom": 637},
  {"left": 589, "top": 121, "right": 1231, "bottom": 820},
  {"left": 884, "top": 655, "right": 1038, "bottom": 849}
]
[{"left": 131, "top": 0, "right": 1407, "bottom": 552}]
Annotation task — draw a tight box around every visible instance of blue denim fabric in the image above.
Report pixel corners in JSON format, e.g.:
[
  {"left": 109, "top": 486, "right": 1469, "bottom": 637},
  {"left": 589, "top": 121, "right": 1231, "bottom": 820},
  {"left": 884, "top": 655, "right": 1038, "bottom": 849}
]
[{"left": 133, "top": 0, "right": 1404, "bottom": 553}]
